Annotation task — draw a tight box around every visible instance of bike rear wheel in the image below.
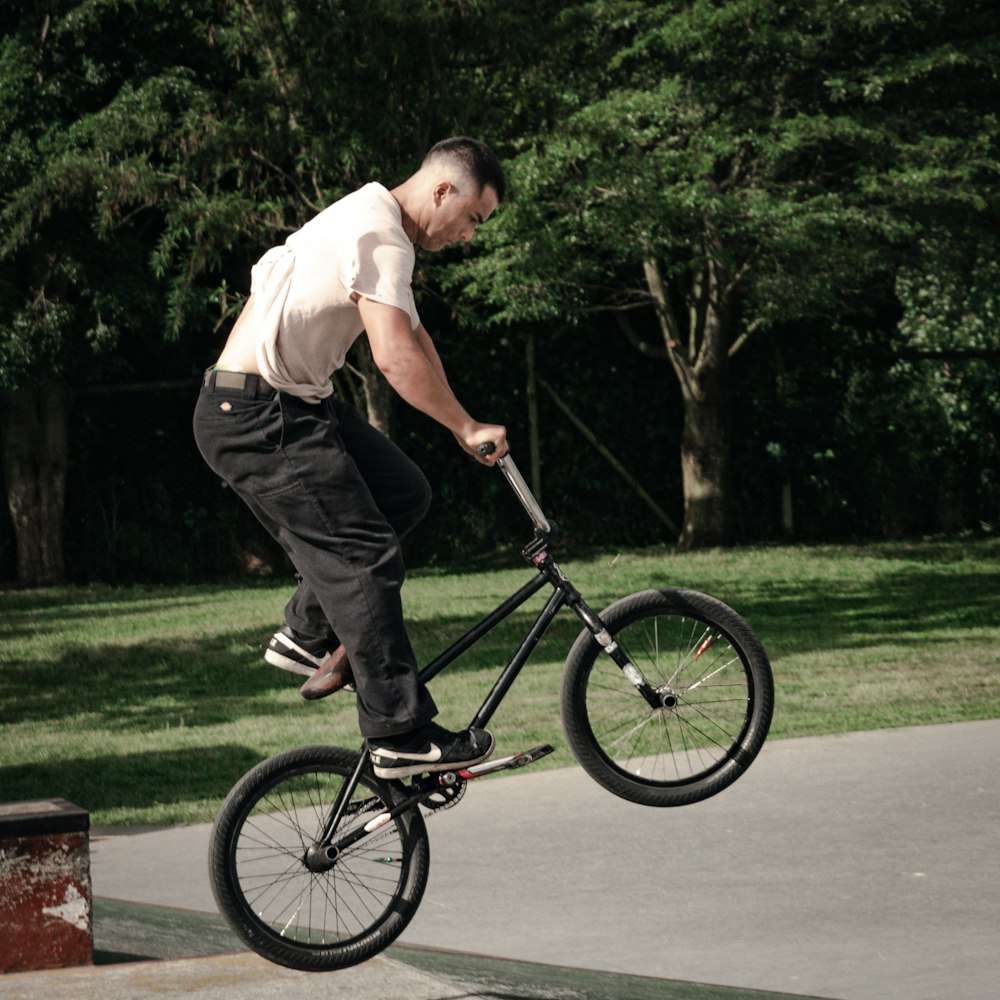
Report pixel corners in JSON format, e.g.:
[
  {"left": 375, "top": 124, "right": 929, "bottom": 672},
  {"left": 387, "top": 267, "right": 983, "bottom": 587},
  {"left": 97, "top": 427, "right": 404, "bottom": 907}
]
[
  {"left": 208, "top": 744, "right": 429, "bottom": 971},
  {"left": 561, "top": 589, "right": 774, "bottom": 807}
]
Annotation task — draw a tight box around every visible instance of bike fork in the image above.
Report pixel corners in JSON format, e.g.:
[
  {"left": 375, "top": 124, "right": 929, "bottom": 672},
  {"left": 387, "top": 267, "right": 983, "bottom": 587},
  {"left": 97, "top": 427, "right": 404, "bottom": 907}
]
[
  {"left": 535, "top": 551, "right": 663, "bottom": 710},
  {"left": 574, "top": 599, "right": 663, "bottom": 708}
]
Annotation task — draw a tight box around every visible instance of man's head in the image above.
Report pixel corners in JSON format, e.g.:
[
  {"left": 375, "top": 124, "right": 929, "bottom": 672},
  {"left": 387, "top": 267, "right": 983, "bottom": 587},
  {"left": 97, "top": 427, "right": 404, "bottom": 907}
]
[
  {"left": 396, "top": 137, "right": 506, "bottom": 252},
  {"left": 421, "top": 137, "right": 506, "bottom": 204}
]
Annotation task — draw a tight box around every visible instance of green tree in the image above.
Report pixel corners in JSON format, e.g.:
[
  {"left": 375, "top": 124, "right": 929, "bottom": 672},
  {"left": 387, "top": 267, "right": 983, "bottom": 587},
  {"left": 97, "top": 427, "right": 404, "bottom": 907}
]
[
  {"left": 891, "top": 242, "right": 1000, "bottom": 527},
  {"left": 0, "top": 0, "right": 559, "bottom": 584},
  {"left": 454, "top": 0, "right": 1000, "bottom": 547},
  {"left": 0, "top": 2, "right": 232, "bottom": 583}
]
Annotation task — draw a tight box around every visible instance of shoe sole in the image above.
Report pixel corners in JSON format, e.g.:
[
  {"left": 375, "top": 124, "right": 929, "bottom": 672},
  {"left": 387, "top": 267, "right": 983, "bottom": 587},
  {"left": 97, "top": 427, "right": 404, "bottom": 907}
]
[
  {"left": 371, "top": 734, "right": 495, "bottom": 780},
  {"left": 264, "top": 648, "right": 317, "bottom": 678},
  {"left": 299, "top": 670, "right": 355, "bottom": 700}
]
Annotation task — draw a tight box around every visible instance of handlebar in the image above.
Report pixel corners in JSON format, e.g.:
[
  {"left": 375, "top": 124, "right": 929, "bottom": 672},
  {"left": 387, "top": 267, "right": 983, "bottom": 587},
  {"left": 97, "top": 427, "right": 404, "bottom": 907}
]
[{"left": 476, "top": 443, "right": 552, "bottom": 535}]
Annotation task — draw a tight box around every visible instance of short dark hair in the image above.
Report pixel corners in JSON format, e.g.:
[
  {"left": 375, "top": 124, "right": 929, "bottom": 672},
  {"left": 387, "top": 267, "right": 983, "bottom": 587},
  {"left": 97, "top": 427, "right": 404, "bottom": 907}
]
[{"left": 423, "top": 136, "right": 506, "bottom": 202}]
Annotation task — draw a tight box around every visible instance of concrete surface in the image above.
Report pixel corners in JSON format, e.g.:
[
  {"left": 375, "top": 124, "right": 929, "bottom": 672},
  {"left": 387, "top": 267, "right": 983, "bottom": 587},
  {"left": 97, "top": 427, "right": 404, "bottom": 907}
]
[{"left": 3, "top": 720, "right": 998, "bottom": 1000}]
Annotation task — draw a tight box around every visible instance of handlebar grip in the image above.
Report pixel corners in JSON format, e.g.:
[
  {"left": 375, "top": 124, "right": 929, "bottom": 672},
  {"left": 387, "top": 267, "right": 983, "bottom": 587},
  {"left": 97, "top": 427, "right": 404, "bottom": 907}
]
[{"left": 476, "top": 442, "right": 497, "bottom": 457}]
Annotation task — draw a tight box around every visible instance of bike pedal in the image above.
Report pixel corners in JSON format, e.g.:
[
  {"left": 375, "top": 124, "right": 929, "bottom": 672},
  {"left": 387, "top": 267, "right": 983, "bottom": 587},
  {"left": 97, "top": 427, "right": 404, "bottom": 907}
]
[{"left": 458, "top": 743, "right": 555, "bottom": 779}]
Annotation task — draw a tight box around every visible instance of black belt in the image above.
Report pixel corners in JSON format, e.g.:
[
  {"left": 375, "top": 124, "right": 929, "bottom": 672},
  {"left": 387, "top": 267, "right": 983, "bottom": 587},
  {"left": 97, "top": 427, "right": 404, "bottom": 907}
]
[{"left": 203, "top": 368, "right": 276, "bottom": 398}]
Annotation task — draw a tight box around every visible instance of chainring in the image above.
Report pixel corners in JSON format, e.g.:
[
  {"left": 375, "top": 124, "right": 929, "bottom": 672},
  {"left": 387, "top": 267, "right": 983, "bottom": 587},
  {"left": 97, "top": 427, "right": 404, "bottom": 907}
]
[{"left": 420, "top": 779, "right": 467, "bottom": 813}]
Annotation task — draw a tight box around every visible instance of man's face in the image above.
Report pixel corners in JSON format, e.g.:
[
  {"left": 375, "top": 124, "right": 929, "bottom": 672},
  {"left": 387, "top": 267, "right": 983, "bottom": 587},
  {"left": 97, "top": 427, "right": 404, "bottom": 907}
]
[{"left": 420, "top": 180, "right": 498, "bottom": 252}]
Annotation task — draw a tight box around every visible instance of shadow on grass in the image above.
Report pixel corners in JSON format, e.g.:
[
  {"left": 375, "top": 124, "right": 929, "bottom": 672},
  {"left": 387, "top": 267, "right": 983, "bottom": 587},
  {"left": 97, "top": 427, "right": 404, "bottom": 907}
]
[
  {"left": 3, "top": 544, "right": 999, "bottom": 823},
  {"left": 4, "top": 558, "right": 1000, "bottom": 732},
  {"left": 0, "top": 579, "right": 279, "bottom": 627},
  {"left": 662, "top": 565, "right": 1000, "bottom": 658},
  {"left": 0, "top": 606, "right": 585, "bottom": 731},
  {"left": 0, "top": 633, "right": 288, "bottom": 729},
  {"left": 0, "top": 744, "right": 262, "bottom": 817}
]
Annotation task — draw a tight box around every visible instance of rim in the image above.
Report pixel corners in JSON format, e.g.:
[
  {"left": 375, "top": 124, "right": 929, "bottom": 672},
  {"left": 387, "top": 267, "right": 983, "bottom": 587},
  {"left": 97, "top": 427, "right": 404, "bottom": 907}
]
[{"left": 584, "top": 610, "right": 755, "bottom": 787}]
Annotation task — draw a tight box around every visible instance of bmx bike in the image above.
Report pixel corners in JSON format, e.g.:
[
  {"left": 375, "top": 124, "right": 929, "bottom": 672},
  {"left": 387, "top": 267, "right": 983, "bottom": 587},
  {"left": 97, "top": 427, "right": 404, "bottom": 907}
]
[{"left": 209, "top": 452, "right": 774, "bottom": 971}]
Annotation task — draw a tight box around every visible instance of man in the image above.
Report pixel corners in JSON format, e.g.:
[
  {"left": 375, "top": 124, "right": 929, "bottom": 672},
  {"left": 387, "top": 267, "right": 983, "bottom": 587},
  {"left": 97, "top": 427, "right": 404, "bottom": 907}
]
[{"left": 193, "top": 137, "right": 507, "bottom": 779}]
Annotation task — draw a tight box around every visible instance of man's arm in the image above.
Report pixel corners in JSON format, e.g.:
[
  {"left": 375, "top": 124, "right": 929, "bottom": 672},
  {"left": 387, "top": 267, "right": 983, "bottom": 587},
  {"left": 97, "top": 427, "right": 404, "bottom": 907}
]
[
  {"left": 358, "top": 297, "right": 507, "bottom": 462},
  {"left": 412, "top": 322, "right": 451, "bottom": 388}
]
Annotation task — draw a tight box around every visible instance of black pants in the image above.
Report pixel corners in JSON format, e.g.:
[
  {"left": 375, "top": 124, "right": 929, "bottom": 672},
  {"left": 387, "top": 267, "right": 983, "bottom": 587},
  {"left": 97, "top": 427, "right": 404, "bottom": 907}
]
[{"left": 193, "top": 378, "right": 437, "bottom": 738}]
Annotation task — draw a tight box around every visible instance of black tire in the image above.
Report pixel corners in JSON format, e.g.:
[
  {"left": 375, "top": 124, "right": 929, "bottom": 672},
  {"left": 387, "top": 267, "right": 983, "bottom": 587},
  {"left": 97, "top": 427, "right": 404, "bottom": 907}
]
[
  {"left": 560, "top": 589, "right": 773, "bottom": 807},
  {"left": 208, "top": 745, "right": 429, "bottom": 971}
]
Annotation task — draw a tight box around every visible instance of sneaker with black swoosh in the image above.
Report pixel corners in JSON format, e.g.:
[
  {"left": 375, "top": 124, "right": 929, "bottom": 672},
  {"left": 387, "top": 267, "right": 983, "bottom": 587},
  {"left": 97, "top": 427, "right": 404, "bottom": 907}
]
[{"left": 368, "top": 722, "right": 495, "bottom": 779}]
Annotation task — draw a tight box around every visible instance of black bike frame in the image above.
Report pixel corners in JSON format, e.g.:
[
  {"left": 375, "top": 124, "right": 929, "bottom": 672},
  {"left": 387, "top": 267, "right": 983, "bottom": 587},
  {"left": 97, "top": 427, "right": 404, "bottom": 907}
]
[
  {"left": 316, "top": 456, "right": 663, "bottom": 851},
  {"left": 422, "top": 557, "right": 566, "bottom": 728}
]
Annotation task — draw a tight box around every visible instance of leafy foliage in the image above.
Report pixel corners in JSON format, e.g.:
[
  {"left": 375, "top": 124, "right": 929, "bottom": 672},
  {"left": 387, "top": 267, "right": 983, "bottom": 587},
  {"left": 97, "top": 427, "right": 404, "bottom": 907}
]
[
  {"left": 455, "top": 0, "right": 1000, "bottom": 338},
  {"left": 1, "top": 0, "right": 999, "bottom": 579}
]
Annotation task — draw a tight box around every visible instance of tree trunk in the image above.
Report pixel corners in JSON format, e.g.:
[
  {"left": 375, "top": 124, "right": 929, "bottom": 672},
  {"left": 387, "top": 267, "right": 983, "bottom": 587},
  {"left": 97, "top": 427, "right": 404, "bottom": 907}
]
[
  {"left": 773, "top": 338, "right": 795, "bottom": 540},
  {"left": 0, "top": 376, "right": 72, "bottom": 585},
  {"left": 643, "top": 256, "right": 735, "bottom": 550},
  {"left": 677, "top": 366, "right": 732, "bottom": 549}
]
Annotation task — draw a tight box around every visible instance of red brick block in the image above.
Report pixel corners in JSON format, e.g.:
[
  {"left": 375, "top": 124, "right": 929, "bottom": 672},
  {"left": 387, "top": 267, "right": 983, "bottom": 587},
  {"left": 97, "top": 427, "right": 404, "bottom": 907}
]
[{"left": 0, "top": 799, "right": 93, "bottom": 974}]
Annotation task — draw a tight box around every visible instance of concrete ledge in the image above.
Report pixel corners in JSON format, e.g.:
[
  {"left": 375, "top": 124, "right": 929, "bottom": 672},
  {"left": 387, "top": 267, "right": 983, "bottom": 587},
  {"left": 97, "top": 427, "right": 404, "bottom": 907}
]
[{"left": 0, "top": 799, "right": 93, "bottom": 974}]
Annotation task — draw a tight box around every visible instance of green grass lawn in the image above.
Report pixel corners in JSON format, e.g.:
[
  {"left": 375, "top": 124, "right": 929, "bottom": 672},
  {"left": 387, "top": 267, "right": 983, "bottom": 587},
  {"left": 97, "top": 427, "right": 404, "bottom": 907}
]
[{"left": 2, "top": 537, "right": 999, "bottom": 827}]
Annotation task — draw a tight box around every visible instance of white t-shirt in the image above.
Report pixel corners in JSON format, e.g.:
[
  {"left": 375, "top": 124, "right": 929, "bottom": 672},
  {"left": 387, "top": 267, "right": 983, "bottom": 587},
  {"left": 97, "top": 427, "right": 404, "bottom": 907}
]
[{"left": 251, "top": 182, "right": 420, "bottom": 403}]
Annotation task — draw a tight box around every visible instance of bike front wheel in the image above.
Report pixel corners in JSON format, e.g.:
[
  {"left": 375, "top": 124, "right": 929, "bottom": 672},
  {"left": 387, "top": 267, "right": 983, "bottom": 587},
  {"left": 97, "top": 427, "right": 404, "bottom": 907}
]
[
  {"left": 208, "top": 744, "right": 429, "bottom": 971},
  {"left": 561, "top": 589, "right": 774, "bottom": 807}
]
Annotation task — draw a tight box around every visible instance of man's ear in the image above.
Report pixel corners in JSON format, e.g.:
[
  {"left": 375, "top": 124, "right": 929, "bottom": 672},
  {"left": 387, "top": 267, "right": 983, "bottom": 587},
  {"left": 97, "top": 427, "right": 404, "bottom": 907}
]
[{"left": 432, "top": 180, "right": 454, "bottom": 204}]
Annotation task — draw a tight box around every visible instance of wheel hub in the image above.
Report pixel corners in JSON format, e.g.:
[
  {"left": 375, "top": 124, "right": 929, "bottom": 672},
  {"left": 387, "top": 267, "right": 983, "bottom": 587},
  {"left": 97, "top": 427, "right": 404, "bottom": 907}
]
[
  {"left": 656, "top": 685, "right": 679, "bottom": 710},
  {"left": 303, "top": 843, "right": 338, "bottom": 873}
]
